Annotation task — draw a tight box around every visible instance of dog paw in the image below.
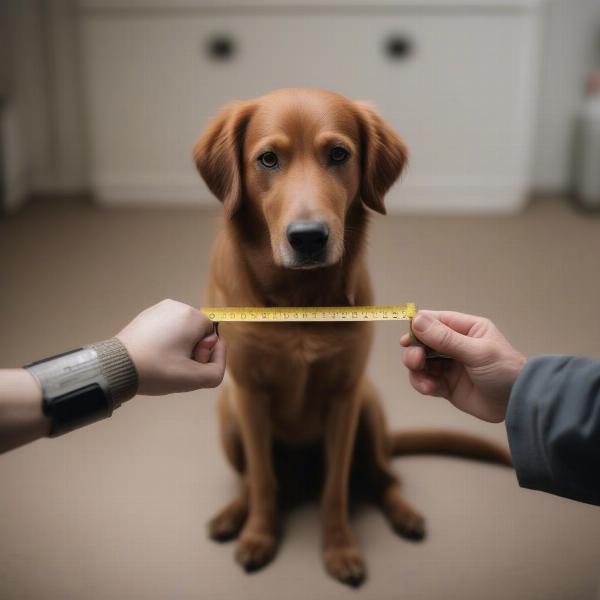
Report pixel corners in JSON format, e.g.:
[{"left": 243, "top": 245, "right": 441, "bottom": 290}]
[
  {"left": 323, "top": 545, "right": 367, "bottom": 587},
  {"left": 380, "top": 486, "right": 427, "bottom": 541},
  {"left": 392, "top": 512, "right": 426, "bottom": 541},
  {"left": 235, "top": 531, "right": 277, "bottom": 572},
  {"left": 208, "top": 514, "right": 243, "bottom": 542},
  {"left": 207, "top": 500, "right": 248, "bottom": 542}
]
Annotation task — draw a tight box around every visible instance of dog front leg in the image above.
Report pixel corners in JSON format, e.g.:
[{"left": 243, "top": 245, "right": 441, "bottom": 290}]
[
  {"left": 321, "top": 390, "right": 366, "bottom": 586},
  {"left": 234, "top": 385, "right": 278, "bottom": 572}
]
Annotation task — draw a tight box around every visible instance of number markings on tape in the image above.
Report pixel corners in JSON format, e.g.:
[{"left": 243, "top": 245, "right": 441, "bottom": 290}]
[{"left": 200, "top": 304, "right": 417, "bottom": 322}]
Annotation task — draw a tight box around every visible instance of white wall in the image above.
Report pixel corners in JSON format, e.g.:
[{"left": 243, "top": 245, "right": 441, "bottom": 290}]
[
  {"left": 12, "top": 0, "right": 53, "bottom": 195},
  {"left": 533, "top": 0, "right": 600, "bottom": 192},
  {"left": 2, "top": 0, "right": 88, "bottom": 203},
  {"left": 42, "top": 0, "right": 89, "bottom": 192},
  {"left": 0, "top": 2, "right": 13, "bottom": 100},
  {"left": 3, "top": 0, "right": 600, "bottom": 204}
]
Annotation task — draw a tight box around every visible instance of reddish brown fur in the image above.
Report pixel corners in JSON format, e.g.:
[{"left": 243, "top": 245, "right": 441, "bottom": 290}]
[{"left": 194, "top": 88, "right": 510, "bottom": 587}]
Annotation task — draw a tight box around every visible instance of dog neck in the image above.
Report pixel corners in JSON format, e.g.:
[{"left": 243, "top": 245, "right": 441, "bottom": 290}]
[{"left": 226, "top": 203, "right": 369, "bottom": 308}]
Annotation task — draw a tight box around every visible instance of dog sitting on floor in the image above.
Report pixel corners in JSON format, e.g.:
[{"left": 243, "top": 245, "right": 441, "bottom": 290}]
[{"left": 194, "top": 88, "right": 510, "bottom": 587}]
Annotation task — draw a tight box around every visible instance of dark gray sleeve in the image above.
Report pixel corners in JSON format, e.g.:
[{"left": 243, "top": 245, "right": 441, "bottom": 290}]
[{"left": 505, "top": 355, "right": 600, "bottom": 505}]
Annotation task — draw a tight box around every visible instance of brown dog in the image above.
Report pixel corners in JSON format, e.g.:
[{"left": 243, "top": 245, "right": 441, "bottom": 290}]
[{"left": 194, "top": 88, "right": 510, "bottom": 587}]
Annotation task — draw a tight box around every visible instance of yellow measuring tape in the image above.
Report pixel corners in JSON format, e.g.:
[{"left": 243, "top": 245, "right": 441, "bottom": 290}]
[
  {"left": 199, "top": 303, "right": 449, "bottom": 358},
  {"left": 200, "top": 303, "right": 417, "bottom": 322}
]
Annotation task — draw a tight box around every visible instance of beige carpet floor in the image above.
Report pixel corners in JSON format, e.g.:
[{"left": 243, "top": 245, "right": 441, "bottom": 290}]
[{"left": 0, "top": 197, "right": 599, "bottom": 600}]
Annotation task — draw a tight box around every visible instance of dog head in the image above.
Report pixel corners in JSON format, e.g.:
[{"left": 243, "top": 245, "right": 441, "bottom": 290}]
[{"left": 194, "top": 88, "right": 407, "bottom": 269}]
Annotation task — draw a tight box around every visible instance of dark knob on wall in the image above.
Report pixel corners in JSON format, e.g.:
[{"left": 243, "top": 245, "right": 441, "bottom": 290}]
[
  {"left": 384, "top": 34, "right": 414, "bottom": 61},
  {"left": 206, "top": 35, "right": 236, "bottom": 61}
]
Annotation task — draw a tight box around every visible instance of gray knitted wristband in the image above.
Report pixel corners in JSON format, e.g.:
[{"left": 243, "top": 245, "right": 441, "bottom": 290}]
[{"left": 85, "top": 338, "right": 139, "bottom": 409}]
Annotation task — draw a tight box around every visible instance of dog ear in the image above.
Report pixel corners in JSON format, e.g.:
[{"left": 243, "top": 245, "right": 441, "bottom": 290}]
[
  {"left": 354, "top": 101, "right": 408, "bottom": 215},
  {"left": 193, "top": 101, "right": 255, "bottom": 219}
]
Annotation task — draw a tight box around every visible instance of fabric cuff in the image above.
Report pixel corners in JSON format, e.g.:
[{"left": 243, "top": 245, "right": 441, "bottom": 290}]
[
  {"left": 86, "top": 338, "right": 138, "bottom": 408},
  {"left": 505, "top": 357, "right": 555, "bottom": 493}
]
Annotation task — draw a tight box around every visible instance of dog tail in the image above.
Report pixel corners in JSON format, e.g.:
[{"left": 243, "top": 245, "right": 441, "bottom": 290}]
[{"left": 389, "top": 429, "right": 512, "bottom": 467}]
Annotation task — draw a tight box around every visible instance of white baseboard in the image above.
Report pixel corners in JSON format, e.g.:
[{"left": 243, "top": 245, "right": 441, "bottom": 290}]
[
  {"left": 93, "top": 175, "right": 530, "bottom": 214},
  {"left": 390, "top": 183, "right": 529, "bottom": 214},
  {"left": 94, "top": 182, "right": 209, "bottom": 207}
]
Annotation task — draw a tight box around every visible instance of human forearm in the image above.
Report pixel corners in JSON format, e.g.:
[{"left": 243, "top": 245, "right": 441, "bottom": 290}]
[
  {"left": 0, "top": 300, "right": 225, "bottom": 454},
  {"left": 0, "top": 369, "right": 49, "bottom": 453},
  {"left": 506, "top": 355, "right": 600, "bottom": 505},
  {"left": 1, "top": 338, "right": 138, "bottom": 453}
]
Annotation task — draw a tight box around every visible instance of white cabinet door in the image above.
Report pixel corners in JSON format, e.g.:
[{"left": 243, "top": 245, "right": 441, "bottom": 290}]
[{"left": 81, "top": 11, "right": 538, "bottom": 212}]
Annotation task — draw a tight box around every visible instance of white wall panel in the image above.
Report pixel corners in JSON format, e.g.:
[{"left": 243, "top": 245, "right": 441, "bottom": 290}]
[{"left": 80, "top": 10, "right": 540, "bottom": 212}]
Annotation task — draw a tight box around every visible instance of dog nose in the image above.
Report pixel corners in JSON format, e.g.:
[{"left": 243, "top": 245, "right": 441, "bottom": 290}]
[{"left": 286, "top": 221, "right": 329, "bottom": 258}]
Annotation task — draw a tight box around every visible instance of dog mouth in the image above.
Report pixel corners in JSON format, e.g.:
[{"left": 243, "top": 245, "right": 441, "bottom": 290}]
[{"left": 286, "top": 255, "right": 329, "bottom": 270}]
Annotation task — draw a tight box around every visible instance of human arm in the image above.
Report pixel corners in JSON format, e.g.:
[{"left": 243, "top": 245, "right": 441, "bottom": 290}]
[
  {"left": 0, "top": 299, "right": 226, "bottom": 453},
  {"left": 507, "top": 355, "right": 600, "bottom": 505},
  {"left": 401, "top": 310, "right": 600, "bottom": 505},
  {"left": 0, "top": 369, "right": 49, "bottom": 453}
]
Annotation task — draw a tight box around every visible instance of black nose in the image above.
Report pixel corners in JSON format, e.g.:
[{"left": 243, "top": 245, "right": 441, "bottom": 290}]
[{"left": 286, "top": 221, "right": 329, "bottom": 258}]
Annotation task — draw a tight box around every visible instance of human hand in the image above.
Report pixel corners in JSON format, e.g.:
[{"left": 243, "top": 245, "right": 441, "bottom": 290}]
[
  {"left": 400, "top": 311, "right": 526, "bottom": 423},
  {"left": 116, "top": 299, "right": 226, "bottom": 396}
]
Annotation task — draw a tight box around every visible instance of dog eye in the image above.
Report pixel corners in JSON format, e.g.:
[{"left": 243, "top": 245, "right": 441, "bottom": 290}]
[
  {"left": 258, "top": 151, "right": 279, "bottom": 169},
  {"left": 329, "top": 146, "right": 350, "bottom": 165}
]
